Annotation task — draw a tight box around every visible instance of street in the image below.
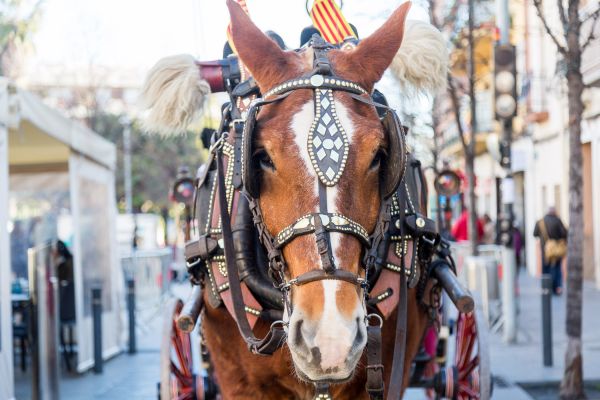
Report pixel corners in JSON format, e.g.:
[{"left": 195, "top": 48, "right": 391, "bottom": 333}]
[
  {"left": 11, "top": 274, "right": 600, "bottom": 399},
  {"left": 1, "top": 0, "right": 600, "bottom": 398}
]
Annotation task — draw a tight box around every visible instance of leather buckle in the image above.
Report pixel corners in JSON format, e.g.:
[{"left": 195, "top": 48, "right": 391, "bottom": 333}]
[{"left": 366, "top": 363, "right": 384, "bottom": 372}]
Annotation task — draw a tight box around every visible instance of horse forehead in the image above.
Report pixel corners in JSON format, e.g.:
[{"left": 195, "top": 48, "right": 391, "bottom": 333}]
[
  {"left": 285, "top": 96, "right": 360, "bottom": 182},
  {"left": 258, "top": 89, "right": 379, "bottom": 178}
]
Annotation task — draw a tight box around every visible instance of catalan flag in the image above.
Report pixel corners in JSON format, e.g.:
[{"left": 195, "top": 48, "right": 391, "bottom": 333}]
[
  {"left": 226, "top": 0, "right": 250, "bottom": 55},
  {"left": 310, "top": 0, "right": 356, "bottom": 44}
]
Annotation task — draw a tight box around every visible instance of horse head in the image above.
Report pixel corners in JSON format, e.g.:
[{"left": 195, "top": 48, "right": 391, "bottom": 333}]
[{"left": 227, "top": 0, "right": 416, "bottom": 383}]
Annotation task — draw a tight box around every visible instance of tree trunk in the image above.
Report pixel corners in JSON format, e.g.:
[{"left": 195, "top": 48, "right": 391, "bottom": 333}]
[
  {"left": 466, "top": 152, "right": 479, "bottom": 255},
  {"left": 467, "top": 0, "right": 479, "bottom": 256},
  {"left": 560, "top": 2, "right": 585, "bottom": 398}
]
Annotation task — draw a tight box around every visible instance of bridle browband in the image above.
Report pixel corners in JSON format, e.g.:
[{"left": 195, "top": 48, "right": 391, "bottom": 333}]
[{"left": 212, "top": 35, "right": 408, "bottom": 400}]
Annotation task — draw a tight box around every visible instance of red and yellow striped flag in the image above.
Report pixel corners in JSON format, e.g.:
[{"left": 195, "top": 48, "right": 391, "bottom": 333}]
[
  {"left": 310, "top": 0, "right": 356, "bottom": 44},
  {"left": 226, "top": 0, "right": 250, "bottom": 55}
]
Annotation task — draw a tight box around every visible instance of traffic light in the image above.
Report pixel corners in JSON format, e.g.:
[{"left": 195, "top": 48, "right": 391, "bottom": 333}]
[{"left": 494, "top": 44, "right": 517, "bottom": 120}]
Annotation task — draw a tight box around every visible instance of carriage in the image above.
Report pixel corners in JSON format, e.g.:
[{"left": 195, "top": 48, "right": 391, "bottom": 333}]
[{"left": 144, "top": 1, "right": 492, "bottom": 399}]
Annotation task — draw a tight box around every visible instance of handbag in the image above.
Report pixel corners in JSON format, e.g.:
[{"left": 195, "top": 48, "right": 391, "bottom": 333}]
[{"left": 539, "top": 218, "right": 567, "bottom": 264}]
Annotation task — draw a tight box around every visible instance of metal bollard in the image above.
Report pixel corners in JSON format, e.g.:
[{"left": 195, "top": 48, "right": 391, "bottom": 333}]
[
  {"left": 92, "top": 286, "right": 103, "bottom": 373},
  {"left": 127, "top": 278, "right": 137, "bottom": 354},
  {"left": 28, "top": 245, "right": 60, "bottom": 400},
  {"left": 501, "top": 247, "right": 517, "bottom": 343},
  {"left": 541, "top": 274, "right": 553, "bottom": 366}
]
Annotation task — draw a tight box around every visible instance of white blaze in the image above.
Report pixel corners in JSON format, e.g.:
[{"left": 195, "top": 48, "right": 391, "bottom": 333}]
[
  {"left": 290, "top": 101, "right": 318, "bottom": 197},
  {"left": 289, "top": 98, "right": 364, "bottom": 373}
]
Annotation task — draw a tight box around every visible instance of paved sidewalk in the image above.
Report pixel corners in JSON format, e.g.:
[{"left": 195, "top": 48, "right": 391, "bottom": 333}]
[
  {"left": 490, "top": 272, "right": 600, "bottom": 382},
  {"left": 409, "top": 272, "right": 600, "bottom": 400},
  {"left": 60, "top": 350, "right": 161, "bottom": 400},
  {"left": 489, "top": 272, "right": 600, "bottom": 397},
  {"left": 14, "top": 308, "right": 166, "bottom": 400},
  {"left": 15, "top": 276, "right": 600, "bottom": 399},
  {"left": 13, "top": 283, "right": 193, "bottom": 400},
  {"left": 14, "top": 320, "right": 163, "bottom": 400},
  {"left": 57, "top": 285, "right": 195, "bottom": 400}
]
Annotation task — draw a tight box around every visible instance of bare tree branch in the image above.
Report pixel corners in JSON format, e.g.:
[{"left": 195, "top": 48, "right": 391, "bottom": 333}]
[
  {"left": 533, "top": 0, "right": 569, "bottom": 55},
  {"left": 447, "top": 74, "right": 469, "bottom": 155},
  {"left": 427, "top": 0, "right": 439, "bottom": 29},
  {"left": 557, "top": 0, "right": 569, "bottom": 35},
  {"left": 442, "top": 1, "right": 463, "bottom": 31},
  {"left": 582, "top": 8, "right": 600, "bottom": 51}
]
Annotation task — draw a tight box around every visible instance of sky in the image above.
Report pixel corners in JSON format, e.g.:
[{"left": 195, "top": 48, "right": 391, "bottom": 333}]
[
  {"left": 26, "top": 0, "right": 429, "bottom": 78},
  {"left": 21, "top": 0, "right": 434, "bottom": 157}
]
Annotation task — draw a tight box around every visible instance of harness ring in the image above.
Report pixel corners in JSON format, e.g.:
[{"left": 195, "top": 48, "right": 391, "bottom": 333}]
[{"left": 366, "top": 313, "right": 384, "bottom": 328}]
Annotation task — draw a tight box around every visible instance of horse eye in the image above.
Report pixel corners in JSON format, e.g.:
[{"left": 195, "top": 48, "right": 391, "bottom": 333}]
[
  {"left": 370, "top": 149, "right": 386, "bottom": 170},
  {"left": 254, "top": 149, "right": 276, "bottom": 172}
]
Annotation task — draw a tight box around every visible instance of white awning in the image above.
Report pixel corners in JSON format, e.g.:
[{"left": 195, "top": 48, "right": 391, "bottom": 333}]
[{"left": 0, "top": 78, "right": 116, "bottom": 170}]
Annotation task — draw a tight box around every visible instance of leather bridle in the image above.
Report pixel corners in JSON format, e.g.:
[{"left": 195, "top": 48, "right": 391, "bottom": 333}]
[{"left": 211, "top": 35, "right": 410, "bottom": 400}]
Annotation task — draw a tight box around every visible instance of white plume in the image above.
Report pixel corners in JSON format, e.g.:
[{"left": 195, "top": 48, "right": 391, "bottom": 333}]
[
  {"left": 389, "top": 20, "right": 448, "bottom": 94},
  {"left": 140, "top": 54, "right": 210, "bottom": 135}
]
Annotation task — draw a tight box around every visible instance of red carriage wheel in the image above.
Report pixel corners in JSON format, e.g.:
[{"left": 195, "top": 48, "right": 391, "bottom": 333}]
[
  {"left": 160, "top": 298, "right": 204, "bottom": 400},
  {"left": 441, "top": 293, "right": 492, "bottom": 400}
]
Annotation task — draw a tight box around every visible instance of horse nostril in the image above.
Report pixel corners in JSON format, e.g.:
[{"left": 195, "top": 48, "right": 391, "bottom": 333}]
[
  {"left": 310, "top": 347, "right": 322, "bottom": 366},
  {"left": 353, "top": 317, "right": 365, "bottom": 348},
  {"left": 293, "top": 319, "right": 304, "bottom": 347}
]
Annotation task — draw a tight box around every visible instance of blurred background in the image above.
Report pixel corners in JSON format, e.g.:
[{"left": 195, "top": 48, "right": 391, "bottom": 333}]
[{"left": 0, "top": 0, "right": 599, "bottom": 399}]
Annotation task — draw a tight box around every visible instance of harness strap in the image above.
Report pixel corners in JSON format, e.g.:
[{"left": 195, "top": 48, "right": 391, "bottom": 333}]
[
  {"left": 363, "top": 198, "right": 394, "bottom": 399},
  {"left": 184, "top": 235, "right": 219, "bottom": 261},
  {"left": 216, "top": 149, "right": 285, "bottom": 355},
  {"left": 314, "top": 199, "right": 336, "bottom": 274},
  {"left": 366, "top": 322, "right": 384, "bottom": 399},
  {"left": 387, "top": 257, "right": 409, "bottom": 400},
  {"left": 280, "top": 269, "right": 366, "bottom": 289}
]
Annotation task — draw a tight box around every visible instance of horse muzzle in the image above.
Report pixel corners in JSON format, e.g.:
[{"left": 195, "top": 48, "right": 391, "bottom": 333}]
[{"left": 287, "top": 314, "right": 367, "bottom": 383}]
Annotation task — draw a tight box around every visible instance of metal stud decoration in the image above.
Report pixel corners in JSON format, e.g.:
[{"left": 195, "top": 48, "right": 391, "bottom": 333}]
[
  {"left": 308, "top": 87, "right": 349, "bottom": 186},
  {"left": 274, "top": 212, "right": 370, "bottom": 248}
]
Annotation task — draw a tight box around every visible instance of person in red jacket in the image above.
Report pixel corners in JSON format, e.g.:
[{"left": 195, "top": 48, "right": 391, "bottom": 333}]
[{"left": 451, "top": 206, "right": 484, "bottom": 242}]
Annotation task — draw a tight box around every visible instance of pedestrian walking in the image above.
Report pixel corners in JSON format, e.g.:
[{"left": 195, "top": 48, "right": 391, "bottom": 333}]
[
  {"left": 512, "top": 222, "right": 524, "bottom": 269},
  {"left": 451, "top": 206, "right": 484, "bottom": 242},
  {"left": 481, "top": 214, "right": 495, "bottom": 244},
  {"left": 533, "top": 207, "right": 568, "bottom": 295}
]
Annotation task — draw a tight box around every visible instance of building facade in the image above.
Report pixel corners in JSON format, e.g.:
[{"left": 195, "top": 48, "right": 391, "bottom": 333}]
[{"left": 515, "top": 0, "right": 600, "bottom": 284}]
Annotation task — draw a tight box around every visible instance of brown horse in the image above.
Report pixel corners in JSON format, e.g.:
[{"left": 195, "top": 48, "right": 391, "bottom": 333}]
[
  {"left": 142, "top": 1, "right": 449, "bottom": 398},
  {"left": 195, "top": 2, "right": 428, "bottom": 399}
]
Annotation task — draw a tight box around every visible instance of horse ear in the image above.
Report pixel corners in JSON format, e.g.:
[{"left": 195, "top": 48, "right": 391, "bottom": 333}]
[
  {"left": 226, "top": 0, "right": 300, "bottom": 91},
  {"left": 335, "top": 2, "right": 412, "bottom": 90}
]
